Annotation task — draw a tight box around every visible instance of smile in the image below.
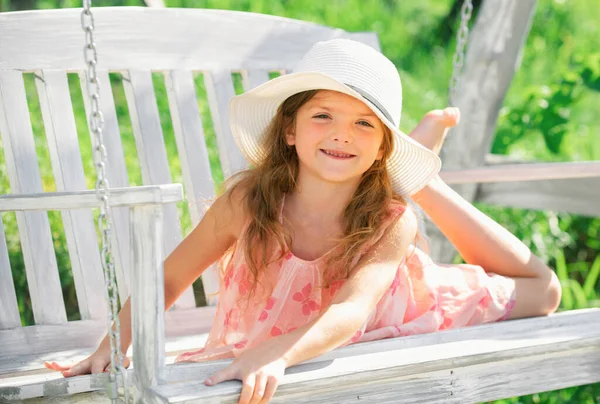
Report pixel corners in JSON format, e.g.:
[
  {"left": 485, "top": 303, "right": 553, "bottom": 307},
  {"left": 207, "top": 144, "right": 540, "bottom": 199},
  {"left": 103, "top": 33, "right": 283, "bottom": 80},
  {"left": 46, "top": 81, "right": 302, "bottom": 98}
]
[{"left": 320, "top": 149, "right": 356, "bottom": 159}]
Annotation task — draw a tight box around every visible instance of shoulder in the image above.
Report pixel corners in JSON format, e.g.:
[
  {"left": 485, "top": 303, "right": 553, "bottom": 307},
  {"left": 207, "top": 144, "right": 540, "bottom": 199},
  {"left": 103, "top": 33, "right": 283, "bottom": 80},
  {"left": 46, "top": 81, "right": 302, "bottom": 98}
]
[{"left": 210, "top": 178, "right": 252, "bottom": 240}]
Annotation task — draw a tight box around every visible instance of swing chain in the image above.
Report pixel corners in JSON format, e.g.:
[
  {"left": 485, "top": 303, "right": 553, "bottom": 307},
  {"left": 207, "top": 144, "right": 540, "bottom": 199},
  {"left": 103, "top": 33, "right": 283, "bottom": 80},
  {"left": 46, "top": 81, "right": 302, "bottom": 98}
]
[
  {"left": 81, "top": 1, "right": 130, "bottom": 403},
  {"left": 448, "top": 0, "right": 474, "bottom": 106}
]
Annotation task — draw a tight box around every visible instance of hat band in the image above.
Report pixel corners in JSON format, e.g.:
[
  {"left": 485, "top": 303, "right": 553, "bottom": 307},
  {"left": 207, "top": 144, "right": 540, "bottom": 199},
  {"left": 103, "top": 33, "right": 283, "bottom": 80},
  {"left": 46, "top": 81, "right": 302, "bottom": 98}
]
[{"left": 344, "top": 84, "right": 394, "bottom": 125}]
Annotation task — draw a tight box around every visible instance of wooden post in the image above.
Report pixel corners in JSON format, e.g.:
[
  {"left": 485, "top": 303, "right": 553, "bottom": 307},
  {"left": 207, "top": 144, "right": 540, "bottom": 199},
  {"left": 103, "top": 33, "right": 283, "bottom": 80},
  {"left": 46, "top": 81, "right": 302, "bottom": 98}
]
[
  {"left": 427, "top": 0, "right": 539, "bottom": 263},
  {"left": 131, "top": 204, "right": 166, "bottom": 403}
]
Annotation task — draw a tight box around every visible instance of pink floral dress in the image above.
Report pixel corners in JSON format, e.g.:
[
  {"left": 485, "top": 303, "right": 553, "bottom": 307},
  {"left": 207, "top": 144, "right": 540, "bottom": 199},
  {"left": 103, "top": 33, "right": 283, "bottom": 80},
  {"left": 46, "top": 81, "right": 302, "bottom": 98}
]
[{"left": 175, "top": 201, "right": 516, "bottom": 363}]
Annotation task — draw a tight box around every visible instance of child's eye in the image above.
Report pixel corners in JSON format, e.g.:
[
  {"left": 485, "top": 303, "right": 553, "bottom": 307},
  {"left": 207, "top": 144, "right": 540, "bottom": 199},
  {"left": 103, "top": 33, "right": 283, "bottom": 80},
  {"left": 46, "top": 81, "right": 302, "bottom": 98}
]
[
  {"left": 313, "top": 114, "right": 330, "bottom": 119},
  {"left": 357, "top": 120, "right": 374, "bottom": 128}
]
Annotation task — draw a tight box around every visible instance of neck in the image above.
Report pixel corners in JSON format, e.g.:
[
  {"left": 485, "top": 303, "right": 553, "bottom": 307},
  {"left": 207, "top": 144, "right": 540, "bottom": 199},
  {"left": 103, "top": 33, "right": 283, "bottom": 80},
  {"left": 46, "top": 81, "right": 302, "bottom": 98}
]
[{"left": 285, "top": 175, "right": 360, "bottom": 226}]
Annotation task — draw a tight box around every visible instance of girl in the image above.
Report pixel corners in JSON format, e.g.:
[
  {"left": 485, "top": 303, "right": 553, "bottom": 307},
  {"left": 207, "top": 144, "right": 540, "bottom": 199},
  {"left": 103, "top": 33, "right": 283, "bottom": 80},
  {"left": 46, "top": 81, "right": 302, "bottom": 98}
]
[{"left": 46, "top": 39, "right": 561, "bottom": 404}]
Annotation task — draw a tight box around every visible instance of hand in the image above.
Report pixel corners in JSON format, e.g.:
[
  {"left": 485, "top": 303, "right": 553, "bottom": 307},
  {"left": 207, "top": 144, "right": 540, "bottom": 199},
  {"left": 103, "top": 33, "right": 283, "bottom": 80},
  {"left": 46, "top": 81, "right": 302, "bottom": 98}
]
[
  {"left": 44, "top": 342, "right": 130, "bottom": 377},
  {"left": 205, "top": 344, "right": 287, "bottom": 404}
]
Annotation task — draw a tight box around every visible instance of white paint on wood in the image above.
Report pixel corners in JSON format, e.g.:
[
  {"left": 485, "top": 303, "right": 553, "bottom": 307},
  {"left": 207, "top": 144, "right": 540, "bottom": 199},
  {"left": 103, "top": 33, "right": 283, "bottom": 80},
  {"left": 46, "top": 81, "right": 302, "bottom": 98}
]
[
  {"left": 0, "top": 184, "right": 183, "bottom": 212},
  {"left": 441, "top": 161, "right": 600, "bottom": 183},
  {"left": 0, "top": 70, "right": 66, "bottom": 325},
  {"left": 163, "top": 70, "right": 220, "bottom": 305},
  {"left": 35, "top": 69, "right": 106, "bottom": 321},
  {"left": 240, "top": 70, "right": 270, "bottom": 91},
  {"left": 427, "top": 0, "right": 539, "bottom": 264},
  {"left": 0, "top": 8, "right": 370, "bottom": 71},
  {"left": 204, "top": 70, "right": 248, "bottom": 178},
  {"left": 79, "top": 70, "right": 132, "bottom": 305},
  {"left": 122, "top": 70, "right": 195, "bottom": 310},
  {"left": 0, "top": 216, "right": 21, "bottom": 329},
  {"left": 130, "top": 205, "right": 166, "bottom": 395}
]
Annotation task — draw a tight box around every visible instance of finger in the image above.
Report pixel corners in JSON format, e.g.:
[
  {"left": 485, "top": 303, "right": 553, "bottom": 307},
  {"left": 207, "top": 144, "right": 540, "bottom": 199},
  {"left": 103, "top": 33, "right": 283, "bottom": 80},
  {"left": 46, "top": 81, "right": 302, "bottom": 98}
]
[
  {"left": 205, "top": 365, "right": 236, "bottom": 386},
  {"left": 44, "top": 361, "right": 72, "bottom": 372},
  {"left": 237, "top": 376, "right": 256, "bottom": 404},
  {"left": 261, "top": 375, "right": 279, "bottom": 404},
  {"left": 249, "top": 374, "right": 267, "bottom": 404}
]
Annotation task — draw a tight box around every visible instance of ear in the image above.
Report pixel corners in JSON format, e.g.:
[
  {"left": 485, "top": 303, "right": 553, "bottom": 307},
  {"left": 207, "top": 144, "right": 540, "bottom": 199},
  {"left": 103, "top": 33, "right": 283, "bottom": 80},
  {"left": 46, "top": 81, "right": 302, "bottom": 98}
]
[{"left": 285, "top": 124, "right": 296, "bottom": 146}]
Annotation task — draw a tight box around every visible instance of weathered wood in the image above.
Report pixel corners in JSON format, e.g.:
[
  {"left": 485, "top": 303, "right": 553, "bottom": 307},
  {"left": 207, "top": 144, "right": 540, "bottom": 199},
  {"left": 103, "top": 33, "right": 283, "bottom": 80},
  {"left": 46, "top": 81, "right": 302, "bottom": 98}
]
[
  {"left": 240, "top": 70, "right": 270, "bottom": 91},
  {"left": 79, "top": 70, "right": 132, "bottom": 305},
  {"left": 0, "top": 8, "right": 376, "bottom": 72},
  {"left": 0, "top": 306, "right": 215, "bottom": 376},
  {"left": 35, "top": 69, "right": 106, "bottom": 321},
  {"left": 163, "top": 70, "right": 220, "bottom": 305},
  {"left": 0, "top": 184, "right": 183, "bottom": 212},
  {"left": 122, "top": 70, "right": 195, "bottom": 310},
  {"left": 204, "top": 70, "right": 248, "bottom": 178},
  {"left": 441, "top": 161, "right": 600, "bottom": 183},
  {"left": 0, "top": 216, "right": 21, "bottom": 329},
  {"left": 130, "top": 205, "right": 166, "bottom": 404},
  {"left": 150, "top": 310, "right": 600, "bottom": 403},
  {"left": 0, "top": 70, "right": 66, "bottom": 325},
  {"left": 428, "top": 0, "right": 538, "bottom": 263}
]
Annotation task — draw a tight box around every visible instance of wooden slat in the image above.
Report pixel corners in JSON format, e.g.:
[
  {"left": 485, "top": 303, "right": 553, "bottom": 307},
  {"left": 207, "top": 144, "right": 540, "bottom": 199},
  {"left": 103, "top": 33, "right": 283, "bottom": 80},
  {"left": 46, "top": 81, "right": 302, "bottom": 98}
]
[
  {"left": 131, "top": 205, "right": 166, "bottom": 400},
  {"left": 0, "top": 184, "right": 183, "bottom": 212},
  {"left": 204, "top": 70, "right": 249, "bottom": 178},
  {"left": 151, "top": 310, "right": 600, "bottom": 403},
  {"left": 0, "top": 70, "right": 66, "bottom": 325},
  {"left": 35, "top": 70, "right": 106, "bottom": 321},
  {"left": 241, "top": 69, "right": 270, "bottom": 91},
  {"left": 164, "top": 70, "right": 221, "bottom": 305},
  {"left": 0, "top": 8, "right": 371, "bottom": 71},
  {"left": 0, "top": 306, "right": 215, "bottom": 375},
  {"left": 122, "top": 70, "right": 195, "bottom": 309},
  {"left": 441, "top": 161, "right": 600, "bottom": 183},
  {"left": 79, "top": 70, "right": 132, "bottom": 306},
  {"left": 0, "top": 216, "right": 21, "bottom": 329},
  {"left": 477, "top": 177, "right": 600, "bottom": 217}
]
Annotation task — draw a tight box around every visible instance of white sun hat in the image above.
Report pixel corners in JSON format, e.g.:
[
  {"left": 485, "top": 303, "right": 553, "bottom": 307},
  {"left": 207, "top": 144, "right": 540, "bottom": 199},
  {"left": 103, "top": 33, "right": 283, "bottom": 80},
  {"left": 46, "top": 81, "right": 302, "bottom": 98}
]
[{"left": 229, "top": 38, "right": 441, "bottom": 196}]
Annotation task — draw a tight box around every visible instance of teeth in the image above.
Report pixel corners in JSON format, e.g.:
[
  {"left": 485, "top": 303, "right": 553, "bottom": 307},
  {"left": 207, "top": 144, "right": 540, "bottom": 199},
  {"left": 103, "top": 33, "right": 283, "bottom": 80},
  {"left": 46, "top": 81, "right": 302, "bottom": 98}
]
[{"left": 324, "top": 150, "right": 353, "bottom": 158}]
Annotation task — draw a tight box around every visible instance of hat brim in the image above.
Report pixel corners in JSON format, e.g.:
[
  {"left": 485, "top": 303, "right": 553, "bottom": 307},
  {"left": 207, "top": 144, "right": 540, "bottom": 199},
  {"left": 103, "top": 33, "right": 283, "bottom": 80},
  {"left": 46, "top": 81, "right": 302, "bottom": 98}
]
[{"left": 229, "top": 72, "right": 441, "bottom": 196}]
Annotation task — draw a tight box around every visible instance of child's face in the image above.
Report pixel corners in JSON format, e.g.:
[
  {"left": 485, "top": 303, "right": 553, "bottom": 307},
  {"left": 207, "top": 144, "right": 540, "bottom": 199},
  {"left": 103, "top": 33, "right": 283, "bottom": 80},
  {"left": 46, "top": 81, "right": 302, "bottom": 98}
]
[{"left": 286, "top": 90, "right": 386, "bottom": 186}]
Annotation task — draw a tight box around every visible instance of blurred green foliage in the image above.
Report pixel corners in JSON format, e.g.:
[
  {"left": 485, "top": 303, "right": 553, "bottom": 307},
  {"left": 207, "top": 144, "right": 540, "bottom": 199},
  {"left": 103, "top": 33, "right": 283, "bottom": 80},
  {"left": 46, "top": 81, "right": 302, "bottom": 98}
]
[{"left": 0, "top": 0, "right": 598, "bottom": 402}]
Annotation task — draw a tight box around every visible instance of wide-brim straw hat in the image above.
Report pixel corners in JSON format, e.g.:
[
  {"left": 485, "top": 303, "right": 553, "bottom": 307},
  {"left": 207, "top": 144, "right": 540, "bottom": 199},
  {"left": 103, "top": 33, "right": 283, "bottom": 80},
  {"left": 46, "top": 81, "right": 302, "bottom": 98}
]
[{"left": 229, "top": 38, "right": 441, "bottom": 196}]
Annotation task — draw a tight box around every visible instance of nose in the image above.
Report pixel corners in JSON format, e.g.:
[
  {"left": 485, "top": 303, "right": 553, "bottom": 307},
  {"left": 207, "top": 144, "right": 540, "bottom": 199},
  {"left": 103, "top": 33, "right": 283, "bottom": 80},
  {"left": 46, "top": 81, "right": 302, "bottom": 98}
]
[{"left": 330, "top": 123, "right": 353, "bottom": 144}]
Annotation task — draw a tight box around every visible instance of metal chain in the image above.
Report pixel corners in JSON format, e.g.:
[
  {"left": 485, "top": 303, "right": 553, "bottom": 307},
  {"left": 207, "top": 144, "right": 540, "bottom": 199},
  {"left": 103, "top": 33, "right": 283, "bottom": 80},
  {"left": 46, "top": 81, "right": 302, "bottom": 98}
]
[
  {"left": 81, "top": 2, "right": 129, "bottom": 403},
  {"left": 448, "top": 0, "right": 474, "bottom": 107}
]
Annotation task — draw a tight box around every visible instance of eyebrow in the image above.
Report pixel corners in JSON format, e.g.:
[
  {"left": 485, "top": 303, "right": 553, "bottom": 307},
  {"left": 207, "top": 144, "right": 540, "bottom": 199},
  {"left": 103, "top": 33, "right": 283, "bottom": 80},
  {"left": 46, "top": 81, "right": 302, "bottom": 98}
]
[{"left": 307, "top": 104, "right": 377, "bottom": 118}]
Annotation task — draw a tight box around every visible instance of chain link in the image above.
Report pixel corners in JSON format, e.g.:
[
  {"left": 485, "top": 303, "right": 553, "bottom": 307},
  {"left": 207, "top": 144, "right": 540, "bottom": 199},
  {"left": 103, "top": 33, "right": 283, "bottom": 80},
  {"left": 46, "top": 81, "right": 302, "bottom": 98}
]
[
  {"left": 81, "top": 1, "right": 129, "bottom": 402},
  {"left": 448, "top": 0, "right": 474, "bottom": 107}
]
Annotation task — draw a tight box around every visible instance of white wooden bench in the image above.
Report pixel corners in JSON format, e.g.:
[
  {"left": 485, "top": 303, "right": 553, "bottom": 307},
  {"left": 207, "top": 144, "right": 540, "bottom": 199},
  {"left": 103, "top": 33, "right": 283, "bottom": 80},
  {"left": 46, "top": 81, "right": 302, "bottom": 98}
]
[{"left": 1, "top": 6, "right": 599, "bottom": 403}]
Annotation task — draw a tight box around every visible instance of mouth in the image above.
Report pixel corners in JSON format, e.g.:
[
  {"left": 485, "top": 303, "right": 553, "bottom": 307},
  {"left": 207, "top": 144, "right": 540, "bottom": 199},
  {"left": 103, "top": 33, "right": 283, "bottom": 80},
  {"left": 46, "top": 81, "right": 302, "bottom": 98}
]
[{"left": 320, "top": 149, "right": 356, "bottom": 159}]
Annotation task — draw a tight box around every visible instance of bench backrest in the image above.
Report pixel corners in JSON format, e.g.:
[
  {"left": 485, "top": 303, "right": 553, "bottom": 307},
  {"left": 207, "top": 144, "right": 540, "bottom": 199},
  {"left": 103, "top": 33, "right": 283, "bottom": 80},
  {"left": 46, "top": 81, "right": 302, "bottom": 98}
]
[{"left": 0, "top": 7, "right": 379, "bottom": 356}]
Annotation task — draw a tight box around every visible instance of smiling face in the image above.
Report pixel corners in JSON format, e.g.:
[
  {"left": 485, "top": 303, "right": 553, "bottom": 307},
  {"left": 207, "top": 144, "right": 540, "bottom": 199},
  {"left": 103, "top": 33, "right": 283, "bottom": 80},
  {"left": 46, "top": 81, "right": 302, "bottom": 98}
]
[{"left": 285, "top": 90, "right": 387, "bottom": 187}]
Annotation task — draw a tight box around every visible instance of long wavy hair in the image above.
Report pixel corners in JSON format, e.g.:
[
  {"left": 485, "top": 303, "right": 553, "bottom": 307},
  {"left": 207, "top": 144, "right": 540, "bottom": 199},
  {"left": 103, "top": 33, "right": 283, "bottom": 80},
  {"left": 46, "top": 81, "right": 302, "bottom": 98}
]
[{"left": 222, "top": 90, "right": 413, "bottom": 300}]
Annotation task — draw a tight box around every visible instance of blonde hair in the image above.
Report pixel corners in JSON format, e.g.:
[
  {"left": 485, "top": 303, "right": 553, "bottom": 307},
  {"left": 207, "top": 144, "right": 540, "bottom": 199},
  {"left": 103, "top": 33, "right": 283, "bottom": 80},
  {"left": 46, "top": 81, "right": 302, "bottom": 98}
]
[{"left": 223, "top": 90, "right": 415, "bottom": 299}]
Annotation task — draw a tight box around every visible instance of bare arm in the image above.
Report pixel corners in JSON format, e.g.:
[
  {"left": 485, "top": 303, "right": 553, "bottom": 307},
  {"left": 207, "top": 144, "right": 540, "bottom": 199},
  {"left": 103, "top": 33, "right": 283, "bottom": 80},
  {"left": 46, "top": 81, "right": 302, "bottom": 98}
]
[
  {"left": 412, "top": 175, "right": 561, "bottom": 319},
  {"left": 279, "top": 206, "right": 418, "bottom": 367}
]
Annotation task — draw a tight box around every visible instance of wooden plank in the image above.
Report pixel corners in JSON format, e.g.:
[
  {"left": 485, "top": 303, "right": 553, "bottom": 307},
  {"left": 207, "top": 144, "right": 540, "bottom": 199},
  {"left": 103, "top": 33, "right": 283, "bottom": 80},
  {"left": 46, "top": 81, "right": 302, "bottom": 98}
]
[
  {"left": 0, "top": 184, "right": 183, "bottom": 212},
  {"left": 0, "top": 306, "right": 215, "bottom": 375},
  {"left": 477, "top": 177, "right": 600, "bottom": 217},
  {"left": 4, "top": 309, "right": 597, "bottom": 401},
  {"left": 240, "top": 70, "right": 270, "bottom": 91},
  {"left": 163, "top": 70, "right": 220, "bottom": 305},
  {"left": 35, "top": 69, "right": 106, "bottom": 321},
  {"left": 441, "top": 161, "right": 600, "bottom": 183},
  {"left": 79, "top": 70, "right": 132, "bottom": 306},
  {"left": 204, "top": 70, "right": 248, "bottom": 178},
  {"left": 0, "top": 8, "right": 375, "bottom": 71},
  {"left": 122, "top": 70, "right": 195, "bottom": 310},
  {"left": 0, "top": 216, "right": 21, "bottom": 329},
  {"left": 0, "top": 70, "right": 66, "bottom": 325},
  {"left": 426, "top": 0, "right": 539, "bottom": 263},
  {"left": 130, "top": 205, "right": 166, "bottom": 401},
  {"left": 151, "top": 310, "right": 600, "bottom": 403}
]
